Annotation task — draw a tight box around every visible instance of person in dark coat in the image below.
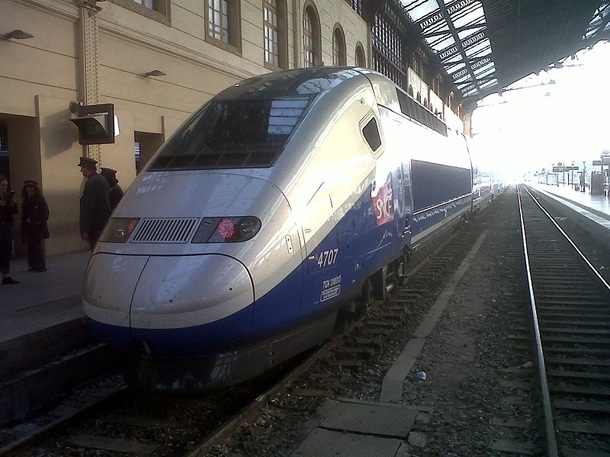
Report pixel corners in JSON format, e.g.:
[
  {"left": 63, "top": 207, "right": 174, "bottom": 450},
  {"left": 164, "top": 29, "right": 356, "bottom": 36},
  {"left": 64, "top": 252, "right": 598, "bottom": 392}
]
[
  {"left": 78, "top": 157, "right": 111, "bottom": 250},
  {"left": 100, "top": 167, "right": 124, "bottom": 211},
  {"left": 21, "top": 180, "right": 50, "bottom": 272},
  {"left": 0, "top": 174, "right": 19, "bottom": 285}
]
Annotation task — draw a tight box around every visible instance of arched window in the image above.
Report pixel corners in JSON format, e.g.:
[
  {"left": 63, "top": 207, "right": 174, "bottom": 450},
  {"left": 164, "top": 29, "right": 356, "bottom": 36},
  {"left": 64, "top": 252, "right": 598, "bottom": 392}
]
[
  {"left": 263, "top": 0, "right": 288, "bottom": 69},
  {"left": 408, "top": 84, "right": 414, "bottom": 97},
  {"left": 206, "top": 0, "right": 241, "bottom": 52},
  {"left": 333, "top": 25, "right": 346, "bottom": 66},
  {"left": 355, "top": 43, "right": 366, "bottom": 67},
  {"left": 303, "top": 4, "right": 321, "bottom": 67},
  {"left": 416, "top": 91, "right": 421, "bottom": 103}
]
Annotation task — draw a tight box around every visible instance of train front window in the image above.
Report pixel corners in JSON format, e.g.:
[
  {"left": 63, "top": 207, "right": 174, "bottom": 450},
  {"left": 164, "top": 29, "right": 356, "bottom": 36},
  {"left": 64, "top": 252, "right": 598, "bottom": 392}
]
[{"left": 149, "top": 97, "right": 311, "bottom": 170}]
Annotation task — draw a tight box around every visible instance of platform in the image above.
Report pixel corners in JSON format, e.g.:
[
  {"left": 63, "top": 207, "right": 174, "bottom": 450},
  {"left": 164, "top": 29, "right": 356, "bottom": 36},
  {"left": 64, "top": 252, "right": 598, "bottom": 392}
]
[
  {"left": 531, "top": 182, "right": 610, "bottom": 220},
  {"left": 0, "top": 250, "right": 89, "bottom": 345},
  {"left": 0, "top": 250, "right": 90, "bottom": 383}
]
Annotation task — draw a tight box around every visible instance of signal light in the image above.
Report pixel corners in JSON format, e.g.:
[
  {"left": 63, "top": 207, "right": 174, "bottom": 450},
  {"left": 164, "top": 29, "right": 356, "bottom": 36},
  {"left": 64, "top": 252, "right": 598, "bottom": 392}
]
[{"left": 217, "top": 218, "right": 236, "bottom": 240}]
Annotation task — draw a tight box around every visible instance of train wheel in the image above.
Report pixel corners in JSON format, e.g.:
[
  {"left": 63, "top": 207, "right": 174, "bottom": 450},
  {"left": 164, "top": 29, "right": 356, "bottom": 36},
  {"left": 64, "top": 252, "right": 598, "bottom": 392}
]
[
  {"left": 396, "top": 252, "right": 409, "bottom": 287},
  {"left": 336, "top": 280, "right": 371, "bottom": 325},
  {"left": 351, "top": 279, "right": 373, "bottom": 314},
  {"left": 360, "top": 278, "right": 373, "bottom": 312}
]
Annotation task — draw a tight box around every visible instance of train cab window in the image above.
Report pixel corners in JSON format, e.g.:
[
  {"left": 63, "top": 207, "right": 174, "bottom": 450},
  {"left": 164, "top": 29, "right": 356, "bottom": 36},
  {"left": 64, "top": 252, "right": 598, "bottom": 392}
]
[
  {"left": 362, "top": 117, "right": 381, "bottom": 152},
  {"left": 149, "top": 97, "right": 312, "bottom": 170}
]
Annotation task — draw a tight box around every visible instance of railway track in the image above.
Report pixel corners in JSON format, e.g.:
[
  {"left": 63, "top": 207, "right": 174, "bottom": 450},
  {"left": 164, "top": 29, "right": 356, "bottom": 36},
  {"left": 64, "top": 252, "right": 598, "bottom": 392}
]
[{"left": 519, "top": 185, "right": 610, "bottom": 457}]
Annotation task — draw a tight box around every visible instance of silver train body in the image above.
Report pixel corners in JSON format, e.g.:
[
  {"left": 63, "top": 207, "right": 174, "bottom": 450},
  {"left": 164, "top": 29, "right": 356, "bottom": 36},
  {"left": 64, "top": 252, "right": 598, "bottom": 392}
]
[{"left": 84, "top": 67, "right": 480, "bottom": 391}]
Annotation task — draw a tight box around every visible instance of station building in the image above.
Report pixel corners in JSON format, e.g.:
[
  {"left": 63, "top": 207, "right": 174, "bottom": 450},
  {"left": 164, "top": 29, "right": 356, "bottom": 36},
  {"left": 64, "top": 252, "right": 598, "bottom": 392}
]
[{"left": 1, "top": 0, "right": 464, "bottom": 256}]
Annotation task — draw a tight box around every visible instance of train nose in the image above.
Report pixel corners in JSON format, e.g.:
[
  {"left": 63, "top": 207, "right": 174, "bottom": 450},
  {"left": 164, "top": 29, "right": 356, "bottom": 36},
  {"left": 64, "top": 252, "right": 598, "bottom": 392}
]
[
  {"left": 130, "top": 255, "right": 254, "bottom": 327},
  {"left": 83, "top": 253, "right": 254, "bottom": 347}
]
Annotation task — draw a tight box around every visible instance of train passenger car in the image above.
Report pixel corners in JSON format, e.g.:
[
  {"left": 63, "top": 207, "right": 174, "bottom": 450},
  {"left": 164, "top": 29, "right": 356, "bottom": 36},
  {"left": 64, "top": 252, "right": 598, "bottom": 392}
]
[
  {"left": 83, "top": 67, "right": 474, "bottom": 392},
  {"left": 472, "top": 171, "right": 498, "bottom": 210}
]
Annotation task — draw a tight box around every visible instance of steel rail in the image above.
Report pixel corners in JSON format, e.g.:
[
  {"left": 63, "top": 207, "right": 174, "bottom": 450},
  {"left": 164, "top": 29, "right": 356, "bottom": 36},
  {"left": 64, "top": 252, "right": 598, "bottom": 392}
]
[
  {"left": 517, "top": 185, "right": 559, "bottom": 457},
  {"left": 523, "top": 186, "right": 610, "bottom": 290}
]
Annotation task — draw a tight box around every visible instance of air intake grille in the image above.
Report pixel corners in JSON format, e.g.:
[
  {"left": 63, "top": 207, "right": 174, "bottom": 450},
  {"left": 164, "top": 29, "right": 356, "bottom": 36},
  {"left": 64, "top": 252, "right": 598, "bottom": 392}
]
[{"left": 131, "top": 218, "right": 199, "bottom": 243}]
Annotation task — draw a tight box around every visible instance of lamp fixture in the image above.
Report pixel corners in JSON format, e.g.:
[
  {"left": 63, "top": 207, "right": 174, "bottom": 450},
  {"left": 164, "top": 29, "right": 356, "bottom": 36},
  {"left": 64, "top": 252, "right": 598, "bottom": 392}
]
[
  {"left": 0, "top": 29, "right": 34, "bottom": 41},
  {"left": 69, "top": 101, "right": 83, "bottom": 114},
  {"left": 142, "top": 70, "right": 167, "bottom": 77}
]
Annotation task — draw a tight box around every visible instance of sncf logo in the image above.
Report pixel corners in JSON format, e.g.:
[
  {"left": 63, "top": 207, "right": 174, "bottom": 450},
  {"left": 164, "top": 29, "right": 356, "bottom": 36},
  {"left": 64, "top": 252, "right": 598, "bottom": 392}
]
[{"left": 372, "top": 175, "right": 394, "bottom": 226}]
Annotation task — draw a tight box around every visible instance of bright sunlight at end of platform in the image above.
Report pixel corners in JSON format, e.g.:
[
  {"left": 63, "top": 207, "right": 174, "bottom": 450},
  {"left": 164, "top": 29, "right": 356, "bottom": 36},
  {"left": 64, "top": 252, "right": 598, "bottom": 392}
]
[{"left": 470, "top": 40, "right": 610, "bottom": 183}]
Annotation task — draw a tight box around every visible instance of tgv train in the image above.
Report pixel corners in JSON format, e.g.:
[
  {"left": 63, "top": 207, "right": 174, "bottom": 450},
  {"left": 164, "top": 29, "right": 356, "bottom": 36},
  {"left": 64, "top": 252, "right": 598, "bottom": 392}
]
[{"left": 84, "top": 67, "right": 479, "bottom": 392}]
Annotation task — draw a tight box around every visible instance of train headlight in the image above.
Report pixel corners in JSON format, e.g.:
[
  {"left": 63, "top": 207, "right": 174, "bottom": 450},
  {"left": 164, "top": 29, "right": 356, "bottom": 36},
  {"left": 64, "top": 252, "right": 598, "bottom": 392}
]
[
  {"left": 100, "top": 217, "right": 140, "bottom": 243},
  {"left": 192, "top": 217, "right": 261, "bottom": 243}
]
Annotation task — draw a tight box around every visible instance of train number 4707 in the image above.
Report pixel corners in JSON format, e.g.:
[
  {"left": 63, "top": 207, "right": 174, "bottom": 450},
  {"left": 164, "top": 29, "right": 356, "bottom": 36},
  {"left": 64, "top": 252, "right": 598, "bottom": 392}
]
[{"left": 317, "top": 248, "right": 339, "bottom": 268}]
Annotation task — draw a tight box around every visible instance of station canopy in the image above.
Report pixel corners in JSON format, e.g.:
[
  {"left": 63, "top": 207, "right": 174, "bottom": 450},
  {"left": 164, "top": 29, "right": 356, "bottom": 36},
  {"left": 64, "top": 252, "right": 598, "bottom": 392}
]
[{"left": 401, "top": 0, "right": 610, "bottom": 105}]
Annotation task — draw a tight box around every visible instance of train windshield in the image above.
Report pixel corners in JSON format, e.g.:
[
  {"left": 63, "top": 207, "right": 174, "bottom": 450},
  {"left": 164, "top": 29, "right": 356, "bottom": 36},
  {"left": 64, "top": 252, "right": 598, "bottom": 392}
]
[{"left": 149, "top": 97, "right": 312, "bottom": 170}]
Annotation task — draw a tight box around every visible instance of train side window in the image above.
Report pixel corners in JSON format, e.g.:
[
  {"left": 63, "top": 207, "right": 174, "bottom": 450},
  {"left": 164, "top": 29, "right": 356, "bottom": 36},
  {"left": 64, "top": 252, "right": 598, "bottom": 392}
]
[
  {"left": 396, "top": 88, "right": 447, "bottom": 136},
  {"left": 362, "top": 117, "right": 381, "bottom": 152}
]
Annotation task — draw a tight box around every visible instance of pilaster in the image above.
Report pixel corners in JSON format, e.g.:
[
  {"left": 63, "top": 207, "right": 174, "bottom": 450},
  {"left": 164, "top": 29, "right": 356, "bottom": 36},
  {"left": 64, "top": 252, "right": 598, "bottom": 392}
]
[{"left": 79, "top": 0, "right": 102, "bottom": 162}]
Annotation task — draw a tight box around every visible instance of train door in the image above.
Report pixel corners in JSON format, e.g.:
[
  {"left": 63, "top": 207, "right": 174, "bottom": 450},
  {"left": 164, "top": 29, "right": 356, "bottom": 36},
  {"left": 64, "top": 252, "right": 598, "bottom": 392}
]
[
  {"left": 401, "top": 159, "right": 413, "bottom": 247},
  {"left": 299, "top": 183, "right": 342, "bottom": 315}
]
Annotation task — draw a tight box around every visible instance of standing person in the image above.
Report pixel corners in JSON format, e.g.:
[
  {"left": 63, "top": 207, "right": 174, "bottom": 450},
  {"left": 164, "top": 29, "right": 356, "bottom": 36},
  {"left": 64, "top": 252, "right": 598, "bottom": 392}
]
[
  {"left": 21, "top": 180, "right": 50, "bottom": 272},
  {"left": 0, "top": 175, "right": 19, "bottom": 285},
  {"left": 78, "top": 157, "right": 111, "bottom": 250},
  {"left": 100, "top": 167, "right": 124, "bottom": 211}
]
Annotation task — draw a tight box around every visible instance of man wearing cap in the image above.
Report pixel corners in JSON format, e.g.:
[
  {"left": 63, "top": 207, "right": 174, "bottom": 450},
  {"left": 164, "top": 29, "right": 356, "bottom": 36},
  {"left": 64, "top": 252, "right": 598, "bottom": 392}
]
[
  {"left": 100, "top": 167, "right": 124, "bottom": 211},
  {"left": 78, "top": 157, "right": 111, "bottom": 250}
]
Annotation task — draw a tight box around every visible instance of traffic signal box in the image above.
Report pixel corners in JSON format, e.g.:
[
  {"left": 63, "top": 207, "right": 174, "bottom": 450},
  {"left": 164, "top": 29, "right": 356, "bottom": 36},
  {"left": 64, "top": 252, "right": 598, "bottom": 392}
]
[{"left": 70, "top": 103, "right": 115, "bottom": 145}]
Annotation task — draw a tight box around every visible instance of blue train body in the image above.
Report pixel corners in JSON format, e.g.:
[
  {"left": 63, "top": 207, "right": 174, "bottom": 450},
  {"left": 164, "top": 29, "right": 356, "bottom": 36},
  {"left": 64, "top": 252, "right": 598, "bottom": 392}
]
[{"left": 83, "top": 67, "right": 479, "bottom": 391}]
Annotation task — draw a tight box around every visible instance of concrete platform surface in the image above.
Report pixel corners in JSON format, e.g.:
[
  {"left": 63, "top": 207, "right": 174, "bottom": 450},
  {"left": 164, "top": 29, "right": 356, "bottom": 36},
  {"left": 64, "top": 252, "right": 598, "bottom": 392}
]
[{"left": 1, "top": 251, "right": 90, "bottom": 345}]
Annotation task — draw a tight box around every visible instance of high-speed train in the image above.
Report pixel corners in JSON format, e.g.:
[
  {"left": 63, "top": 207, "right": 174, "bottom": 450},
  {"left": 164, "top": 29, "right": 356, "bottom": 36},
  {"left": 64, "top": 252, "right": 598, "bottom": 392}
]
[{"left": 84, "top": 67, "right": 482, "bottom": 392}]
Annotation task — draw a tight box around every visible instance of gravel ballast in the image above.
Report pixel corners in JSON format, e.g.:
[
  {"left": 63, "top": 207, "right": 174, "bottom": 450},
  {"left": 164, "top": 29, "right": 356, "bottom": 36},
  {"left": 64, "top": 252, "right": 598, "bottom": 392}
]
[{"left": 207, "top": 186, "right": 543, "bottom": 457}]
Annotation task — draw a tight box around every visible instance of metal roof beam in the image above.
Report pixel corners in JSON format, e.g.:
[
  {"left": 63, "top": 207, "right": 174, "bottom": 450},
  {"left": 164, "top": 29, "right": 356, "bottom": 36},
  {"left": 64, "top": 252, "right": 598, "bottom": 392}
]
[
  {"left": 401, "top": 0, "right": 607, "bottom": 106},
  {"left": 422, "top": 22, "right": 485, "bottom": 38},
  {"left": 433, "top": 0, "right": 483, "bottom": 93},
  {"left": 437, "top": 29, "right": 489, "bottom": 61}
]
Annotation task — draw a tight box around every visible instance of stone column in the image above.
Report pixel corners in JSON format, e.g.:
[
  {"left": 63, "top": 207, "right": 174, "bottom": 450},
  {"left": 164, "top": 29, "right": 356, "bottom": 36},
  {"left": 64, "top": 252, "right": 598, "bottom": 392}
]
[{"left": 462, "top": 110, "right": 472, "bottom": 136}]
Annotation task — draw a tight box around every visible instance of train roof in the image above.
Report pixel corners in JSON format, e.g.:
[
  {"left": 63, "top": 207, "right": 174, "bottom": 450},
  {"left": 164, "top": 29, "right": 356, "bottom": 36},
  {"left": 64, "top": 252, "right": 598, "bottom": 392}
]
[
  {"left": 215, "top": 67, "right": 369, "bottom": 101},
  {"left": 148, "top": 66, "right": 451, "bottom": 171}
]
